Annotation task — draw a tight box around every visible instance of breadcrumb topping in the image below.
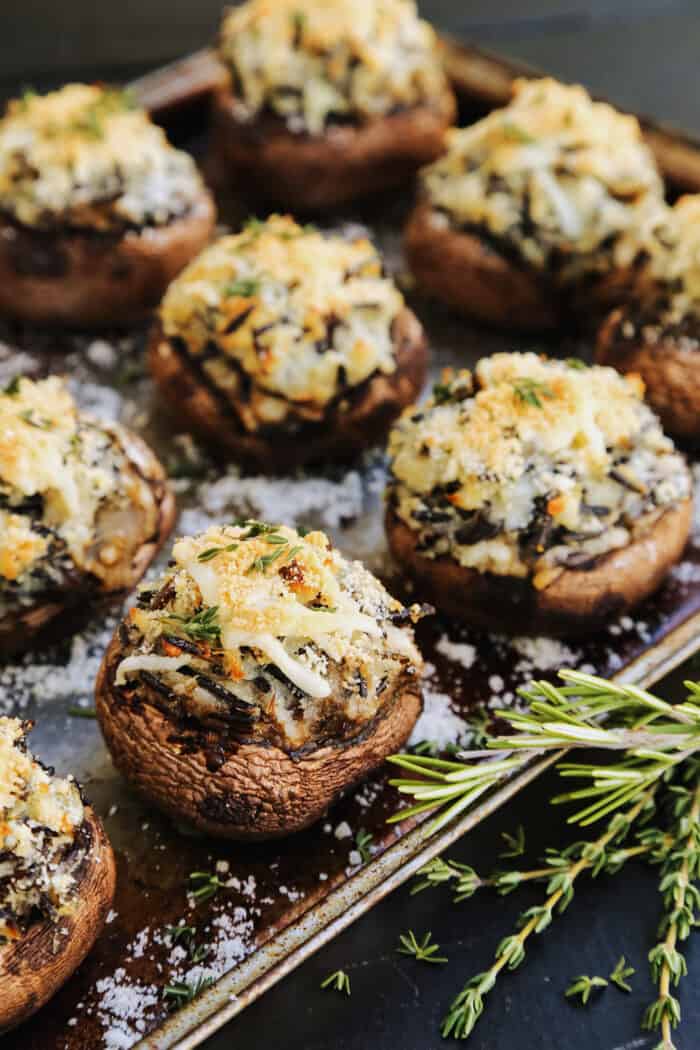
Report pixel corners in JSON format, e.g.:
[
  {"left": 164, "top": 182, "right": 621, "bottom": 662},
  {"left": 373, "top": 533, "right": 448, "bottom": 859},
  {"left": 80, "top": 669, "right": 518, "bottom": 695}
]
[
  {"left": 116, "top": 522, "right": 424, "bottom": 750},
  {"left": 160, "top": 215, "right": 403, "bottom": 430},
  {"left": 0, "top": 717, "right": 85, "bottom": 941},
  {"left": 0, "top": 84, "right": 204, "bottom": 231},
  {"left": 219, "top": 0, "right": 448, "bottom": 135},
  {"left": 387, "top": 353, "right": 691, "bottom": 580},
  {"left": 419, "top": 78, "right": 667, "bottom": 281}
]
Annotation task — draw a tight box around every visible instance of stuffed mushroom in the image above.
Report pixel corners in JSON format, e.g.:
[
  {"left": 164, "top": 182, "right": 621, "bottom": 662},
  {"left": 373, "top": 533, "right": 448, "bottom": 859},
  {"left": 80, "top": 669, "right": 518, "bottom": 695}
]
[
  {"left": 96, "top": 521, "right": 426, "bottom": 839},
  {"left": 149, "top": 214, "right": 428, "bottom": 469},
  {"left": 405, "top": 78, "right": 668, "bottom": 330},
  {"left": 0, "top": 84, "right": 215, "bottom": 327},
  {"left": 386, "top": 353, "right": 692, "bottom": 635},
  {"left": 211, "top": 0, "right": 456, "bottom": 211},
  {"left": 597, "top": 195, "right": 700, "bottom": 444},
  {"left": 0, "top": 376, "right": 175, "bottom": 656},
  {"left": 0, "top": 717, "right": 116, "bottom": 1033}
]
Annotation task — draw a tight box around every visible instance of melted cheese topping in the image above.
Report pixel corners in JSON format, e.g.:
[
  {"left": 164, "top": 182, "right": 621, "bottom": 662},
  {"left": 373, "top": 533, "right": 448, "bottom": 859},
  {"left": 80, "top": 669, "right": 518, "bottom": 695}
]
[
  {"left": 0, "top": 84, "right": 204, "bottom": 231},
  {"left": 388, "top": 353, "right": 691, "bottom": 579},
  {"left": 419, "top": 78, "right": 667, "bottom": 281},
  {"left": 0, "top": 718, "right": 85, "bottom": 940},
  {"left": 0, "top": 376, "right": 151, "bottom": 592},
  {"left": 219, "top": 0, "right": 448, "bottom": 135},
  {"left": 160, "top": 215, "right": 403, "bottom": 429},
  {"left": 117, "top": 522, "right": 423, "bottom": 749},
  {"left": 643, "top": 195, "right": 700, "bottom": 324}
]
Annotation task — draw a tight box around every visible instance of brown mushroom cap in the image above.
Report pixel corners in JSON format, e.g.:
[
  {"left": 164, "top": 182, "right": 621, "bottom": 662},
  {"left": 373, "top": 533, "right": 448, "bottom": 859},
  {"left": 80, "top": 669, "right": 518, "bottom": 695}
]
[
  {"left": 597, "top": 307, "right": 700, "bottom": 445},
  {"left": 95, "top": 630, "right": 422, "bottom": 839},
  {"left": 0, "top": 428, "right": 176, "bottom": 658},
  {"left": 148, "top": 305, "right": 428, "bottom": 470},
  {"left": 386, "top": 502, "right": 692, "bottom": 636},
  {"left": 404, "top": 200, "right": 644, "bottom": 332},
  {"left": 209, "top": 86, "right": 456, "bottom": 212},
  {"left": 0, "top": 191, "right": 216, "bottom": 328},
  {"left": 0, "top": 806, "right": 116, "bottom": 1035}
]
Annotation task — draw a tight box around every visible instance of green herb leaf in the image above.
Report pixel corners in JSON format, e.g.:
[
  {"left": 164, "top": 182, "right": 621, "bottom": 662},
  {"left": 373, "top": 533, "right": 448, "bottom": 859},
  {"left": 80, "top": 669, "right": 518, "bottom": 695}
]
[
  {"left": 67, "top": 705, "right": 97, "bottom": 719},
  {"left": 3, "top": 375, "right": 21, "bottom": 396},
  {"left": 512, "top": 377, "right": 556, "bottom": 409},
  {"left": 397, "top": 929, "right": 448, "bottom": 964},
  {"left": 499, "top": 824, "right": 526, "bottom": 859},
  {"left": 224, "top": 277, "right": 260, "bottom": 298},
  {"left": 501, "top": 120, "right": 537, "bottom": 144},
  {"left": 321, "top": 969, "right": 351, "bottom": 995},
  {"left": 355, "top": 829, "right": 373, "bottom": 864},
  {"left": 565, "top": 974, "right": 608, "bottom": 1005},
  {"left": 609, "top": 955, "right": 635, "bottom": 993}
]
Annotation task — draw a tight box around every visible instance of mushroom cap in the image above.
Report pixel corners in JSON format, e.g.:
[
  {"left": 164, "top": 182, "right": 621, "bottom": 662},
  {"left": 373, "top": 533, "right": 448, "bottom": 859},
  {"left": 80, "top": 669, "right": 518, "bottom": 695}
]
[
  {"left": 386, "top": 501, "right": 692, "bottom": 636},
  {"left": 96, "top": 630, "right": 422, "bottom": 839},
  {"left": 0, "top": 806, "right": 116, "bottom": 1034}
]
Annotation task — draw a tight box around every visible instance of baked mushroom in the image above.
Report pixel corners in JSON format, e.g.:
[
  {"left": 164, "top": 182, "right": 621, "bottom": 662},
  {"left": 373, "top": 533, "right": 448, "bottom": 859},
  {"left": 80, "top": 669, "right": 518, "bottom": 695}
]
[
  {"left": 0, "top": 717, "right": 116, "bottom": 1033},
  {"left": 405, "top": 78, "right": 668, "bottom": 330},
  {"left": 149, "top": 214, "right": 428, "bottom": 469},
  {"left": 597, "top": 195, "right": 700, "bottom": 444},
  {"left": 0, "top": 375, "right": 175, "bottom": 656},
  {"left": 386, "top": 353, "right": 692, "bottom": 636},
  {"left": 211, "top": 0, "right": 456, "bottom": 211},
  {"left": 96, "top": 521, "right": 426, "bottom": 839},
  {"left": 0, "top": 84, "right": 215, "bottom": 327}
]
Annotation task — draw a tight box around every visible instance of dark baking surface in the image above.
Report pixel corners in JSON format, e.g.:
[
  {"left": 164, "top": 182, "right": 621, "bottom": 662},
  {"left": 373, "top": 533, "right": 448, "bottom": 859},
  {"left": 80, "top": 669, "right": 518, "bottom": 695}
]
[{"left": 1, "top": 3, "right": 699, "bottom": 1049}]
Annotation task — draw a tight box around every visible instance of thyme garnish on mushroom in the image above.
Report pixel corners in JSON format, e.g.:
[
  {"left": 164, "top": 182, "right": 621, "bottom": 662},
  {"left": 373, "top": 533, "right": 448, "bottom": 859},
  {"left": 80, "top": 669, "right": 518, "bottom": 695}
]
[
  {"left": 164, "top": 606, "right": 222, "bottom": 644},
  {"left": 390, "top": 671, "right": 700, "bottom": 1045},
  {"left": 511, "top": 377, "right": 555, "bottom": 408}
]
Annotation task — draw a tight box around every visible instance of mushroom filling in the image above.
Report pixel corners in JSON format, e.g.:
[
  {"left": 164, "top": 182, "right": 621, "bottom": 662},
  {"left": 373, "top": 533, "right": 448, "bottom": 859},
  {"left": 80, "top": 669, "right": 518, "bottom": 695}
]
[
  {"left": 114, "top": 522, "right": 425, "bottom": 750},
  {"left": 418, "top": 78, "right": 670, "bottom": 284},
  {"left": 159, "top": 215, "right": 405, "bottom": 433},
  {"left": 0, "top": 717, "right": 86, "bottom": 942},
  {"left": 0, "top": 84, "right": 205, "bottom": 233},
  {"left": 0, "top": 376, "right": 161, "bottom": 616},
  {"left": 219, "top": 0, "right": 448, "bottom": 137},
  {"left": 387, "top": 353, "right": 691, "bottom": 586},
  {"left": 615, "top": 195, "right": 700, "bottom": 348}
]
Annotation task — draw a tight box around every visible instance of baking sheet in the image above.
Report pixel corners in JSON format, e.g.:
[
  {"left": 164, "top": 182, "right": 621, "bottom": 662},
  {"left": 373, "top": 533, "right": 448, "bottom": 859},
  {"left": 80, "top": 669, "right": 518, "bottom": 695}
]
[{"left": 2, "top": 42, "right": 700, "bottom": 1050}]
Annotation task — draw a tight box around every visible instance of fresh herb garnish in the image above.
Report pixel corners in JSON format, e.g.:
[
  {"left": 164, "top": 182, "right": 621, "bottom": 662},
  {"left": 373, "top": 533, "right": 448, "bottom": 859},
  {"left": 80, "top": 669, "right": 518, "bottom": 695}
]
[
  {"left": 397, "top": 930, "right": 447, "bottom": 965},
  {"left": 19, "top": 408, "right": 52, "bottom": 429},
  {"left": 164, "top": 977, "right": 214, "bottom": 1005},
  {"left": 565, "top": 974, "right": 608, "bottom": 1005},
  {"left": 165, "top": 924, "right": 196, "bottom": 945},
  {"left": 67, "top": 705, "right": 97, "bottom": 719},
  {"left": 188, "top": 870, "right": 226, "bottom": 903},
  {"left": 321, "top": 969, "right": 351, "bottom": 995},
  {"left": 512, "top": 377, "right": 555, "bottom": 409},
  {"left": 355, "top": 829, "right": 373, "bottom": 864},
  {"left": 166, "top": 606, "right": 221, "bottom": 644},
  {"left": 224, "top": 277, "right": 260, "bottom": 298},
  {"left": 197, "top": 543, "right": 239, "bottom": 562},
  {"left": 565, "top": 357, "right": 588, "bottom": 370},
  {"left": 609, "top": 955, "right": 635, "bottom": 993},
  {"left": 432, "top": 382, "right": 453, "bottom": 405},
  {"left": 499, "top": 824, "right": 526, "bottom": 859},
  {"left": 3, "top": 376, "right": 20, "bottom": 396},
  {"left": 390, "top": 671, "right": 700, "bottom": 1045}
]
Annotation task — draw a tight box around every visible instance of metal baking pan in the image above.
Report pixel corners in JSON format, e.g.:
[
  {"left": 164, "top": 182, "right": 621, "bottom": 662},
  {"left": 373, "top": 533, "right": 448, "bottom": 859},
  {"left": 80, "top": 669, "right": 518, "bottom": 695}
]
[{"left": 3, "top": 34, "right": 700, "bottom": 1050}]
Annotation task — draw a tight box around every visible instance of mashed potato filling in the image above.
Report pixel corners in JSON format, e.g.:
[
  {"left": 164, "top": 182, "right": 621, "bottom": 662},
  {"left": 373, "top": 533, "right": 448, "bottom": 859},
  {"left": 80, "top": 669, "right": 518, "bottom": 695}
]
[
  {"left": 0, "top": 376, "right": 156, "bottom": 600},
  {"left": 388, "top": 353, "right": 691, "bottom": 583},
  {"left": 419, "top": 78, "right": 668, "bottom": 282},
  {"left": 160, "top": 215, "right": 404, "bottom": 430},
  {"left": 0, "top": 84, "right": 204, "bottom": 231},
  {"left": 219, "top": 0, "right": 447, "bottom": 136},
  {"left": 0, "top": 717, "right": 85, "bottom": 941},
  {"left": 116, "top": 522, "right": 424, "bottom": 750}
]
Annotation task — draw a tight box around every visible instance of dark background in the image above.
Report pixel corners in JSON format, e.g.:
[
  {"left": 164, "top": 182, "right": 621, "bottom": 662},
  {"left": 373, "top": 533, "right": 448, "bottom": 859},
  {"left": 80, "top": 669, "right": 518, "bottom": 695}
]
[{"left": 3, "top": 2, "right": 699, "bottom": 1048}]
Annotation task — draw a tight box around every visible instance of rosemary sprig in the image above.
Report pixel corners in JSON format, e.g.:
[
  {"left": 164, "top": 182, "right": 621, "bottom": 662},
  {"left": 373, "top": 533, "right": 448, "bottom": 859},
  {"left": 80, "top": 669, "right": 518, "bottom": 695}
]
[
  {"left": 397, "top": 930, "right": 447, "bottom": 965},
  {"left": 355, "top": 829, "right": 374, "bottom": 864},
  {"left": 164, "top": 976, "right": 214, "bottom": 1006},
  {"left": 321, "top": 970, "right": 351, "bottom": 995},
  {"left": 188, "top": 870, "right": 226, "bottom": 903},
  {"left": 565, "top": 974, "right": 608, "bottom": 1005}
]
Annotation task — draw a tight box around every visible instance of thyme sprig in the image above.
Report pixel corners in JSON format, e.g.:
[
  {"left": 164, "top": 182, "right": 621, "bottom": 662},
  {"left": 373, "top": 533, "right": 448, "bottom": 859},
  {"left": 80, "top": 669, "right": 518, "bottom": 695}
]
[
  {"left": 164, "top": 606, "right": 221, "bottom": 644},
  {"left": 321, "top": 969, "right": 351, "bottom": 995},
  {"left": 390, "top": 671, "right": 700, "bottom": 1044},
  {"left": 397, "top": 930, "right": 447, "bottom": 965}
]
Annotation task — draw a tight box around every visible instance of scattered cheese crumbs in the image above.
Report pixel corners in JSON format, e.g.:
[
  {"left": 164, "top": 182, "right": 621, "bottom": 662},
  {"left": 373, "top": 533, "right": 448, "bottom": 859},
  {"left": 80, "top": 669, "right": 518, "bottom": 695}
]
[
  {"left": 488, "top": 674, "right": 504, "bottom": 694},
  {"left": 434, "top": 635, "right": 477, "bottom": 670},
  {"left": 508, "top": 635, "right": 582, "bottom": 673},
  {"left": 95, "top": 970, "right": 159, "bottom": 1050},
  {"left": 408, "top": 677, "right": 471, "bottom": 751},
  {"left": 334, "top": 821, "right": 353, "bottom": 840},
  {"left": 348, "top": 849, "right": 362, "bottom": 866}
]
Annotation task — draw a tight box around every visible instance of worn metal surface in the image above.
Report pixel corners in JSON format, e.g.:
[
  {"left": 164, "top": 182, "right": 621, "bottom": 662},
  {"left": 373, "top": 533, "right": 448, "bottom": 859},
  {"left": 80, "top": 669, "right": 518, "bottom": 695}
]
[{"left": 1, "top": 43, "right": 700, "bottom": 1050}]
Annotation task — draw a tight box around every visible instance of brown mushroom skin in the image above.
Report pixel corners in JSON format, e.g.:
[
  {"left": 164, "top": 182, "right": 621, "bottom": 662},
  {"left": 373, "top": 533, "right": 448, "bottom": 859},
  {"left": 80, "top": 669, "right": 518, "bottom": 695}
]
[
  {"left": 210, "top": 85, "right": 456, "bottom": 211},
  {"left": 0, "top": 192, "right": 216, "bottom": 328},
  {"left": 148, "top": 306, "right": 428, "bottom": 470},
  {"left": 404, "top": 201, "right": 559, "bottom": 331},
  {"left": 96, "top": 632, "right": 422, "bottom": 839},
  {"left": 597, "top": 308, "right": 700, "bottom": 445},
  {"left": 386, "top": 502, "right": 692, "bottom": 636},
  {"left": 404, "top": 201, "right": 643, "bottom": 332},
  {"left": 0, "top": 807, "right": 116, "bottom": 1034},
  {"left": 0, "top": 430, "right": 176, "bottom": 658}
]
